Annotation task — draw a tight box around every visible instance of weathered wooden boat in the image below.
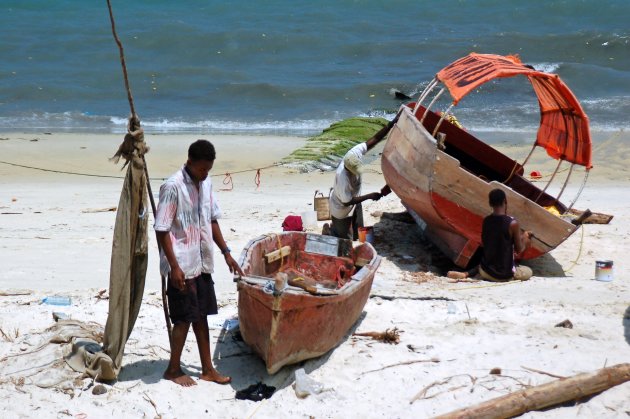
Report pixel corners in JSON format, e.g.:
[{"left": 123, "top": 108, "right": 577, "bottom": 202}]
[
  {"left": 236, "top": 232, "right": 380, "bottom": 374},
  {"left": 382, "top": 53, "right": 592, "bottom": 268}
]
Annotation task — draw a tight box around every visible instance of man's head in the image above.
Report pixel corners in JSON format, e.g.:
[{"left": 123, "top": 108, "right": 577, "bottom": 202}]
[
  {"left": 186, "top": 139, "right": 215, "bottom": 182},
  {"left": 488, "top": 188, "right": 507, "bottom": 208},
  {"left": 344, "top": 153, "right": 363, "bottom": 176}
]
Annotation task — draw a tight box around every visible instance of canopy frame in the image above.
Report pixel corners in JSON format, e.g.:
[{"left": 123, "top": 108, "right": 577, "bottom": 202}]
[{"left": 413, "top": 53, "right": 593, "bottom": 215}]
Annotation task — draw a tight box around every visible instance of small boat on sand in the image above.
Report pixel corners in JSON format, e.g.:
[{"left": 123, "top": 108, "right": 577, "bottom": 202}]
[
  {"left": 236, "top": 232, "right": 380, "bottom": 374},
  {"left": 382, "top": 53, "right": 592, "bottom": 268}
]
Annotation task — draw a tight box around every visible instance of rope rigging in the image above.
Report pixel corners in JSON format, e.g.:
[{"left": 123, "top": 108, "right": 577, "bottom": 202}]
[{"left": 0, "top": 159, "right": 282, "bottom": 188}]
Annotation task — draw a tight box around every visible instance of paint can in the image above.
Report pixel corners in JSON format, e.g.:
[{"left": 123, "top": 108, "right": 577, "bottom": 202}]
[
  {"left": 358, "top": 226, "right": 374, "bottom": 243},
  {"left": 594, "top": 260, "right": 613, "bottom": 282}
]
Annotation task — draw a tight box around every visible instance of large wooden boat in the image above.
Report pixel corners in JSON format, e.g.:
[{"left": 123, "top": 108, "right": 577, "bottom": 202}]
[
  {"left": 382, "top": 53, "right": 593, "bottom": 268},
  {"left": 236, "top": 232, "right": 380, "bottom": 374}
]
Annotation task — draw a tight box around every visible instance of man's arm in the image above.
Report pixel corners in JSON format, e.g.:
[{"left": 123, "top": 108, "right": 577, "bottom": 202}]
[
  {"left": 344, "top": 192, "right": 381, "bottom": 206},
  {"left": 365, "top": 112, "right": 401, "bottom": 151},
  {"left": 510, "top": 220, "right": 531, "bottom": 255},
  {"left": 211, "top": 220, "right": 244, "bottom": 277},
  {"left": 156, "top": 231, "right": 186, "bottom": 291}
]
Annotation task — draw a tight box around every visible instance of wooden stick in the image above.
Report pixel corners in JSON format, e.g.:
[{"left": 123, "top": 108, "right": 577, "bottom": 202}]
[
  {"left": 264, "top": 246, "right": 291, "bottom": 263},
  {"left": 358, "top": 357, "right": 440, "bottom": 377},
  {"left": 106, "top": 0, "right": 136, "bottom": 117},
  {"left": 142, "top": 392, "right": 160, "bottom": 418},
  {"left": 521, "top": 365, "right": 566, "bottom": 379},
  {"left": 106, "top": 0, "right": 172, "bottom": 348},
  {"left": 0, "top": 291, "right": 31, "bottom": 296},
  {"left": 435, "top": 363, "right": 630, "bottom": 419},
  {"left": 410, "top": 374, "right": 477, "bottom": 404}
]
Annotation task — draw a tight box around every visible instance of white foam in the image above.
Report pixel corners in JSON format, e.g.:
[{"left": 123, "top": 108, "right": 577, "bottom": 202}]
[{"left": 530, "top": 62, "right": 561, "bottom": 73}]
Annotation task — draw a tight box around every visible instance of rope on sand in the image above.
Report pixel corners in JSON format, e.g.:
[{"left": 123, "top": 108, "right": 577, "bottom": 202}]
[
  {"left": 448, "top": 280, "right": 522, "bottom": 291},
  {"left": 562, "top": 225, "right": 586, "bottom": 274}
]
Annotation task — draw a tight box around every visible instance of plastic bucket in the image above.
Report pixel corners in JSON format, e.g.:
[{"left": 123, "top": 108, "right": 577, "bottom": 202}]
[
  {"left": 301, "top": 211, "right": 318, "bottom": 231},
  {"left": 595, "top": 260, "right": 613, "bottom": 282},
  {"left": 358, "top": 226, "right": 374, "bottom": 243}
]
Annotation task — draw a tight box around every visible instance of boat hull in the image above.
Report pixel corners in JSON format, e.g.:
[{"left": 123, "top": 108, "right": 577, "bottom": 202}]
[
  {"left": 237, "top": 232, "right": 380, "bottom": 374},
  {"left": 382, "top": 106, "right": 578, "bottom": 268}
]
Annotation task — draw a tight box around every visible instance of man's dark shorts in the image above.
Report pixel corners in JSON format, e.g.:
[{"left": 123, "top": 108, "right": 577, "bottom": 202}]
[{"left": 167, "top": 273, "right": 218, "bottom": 324}]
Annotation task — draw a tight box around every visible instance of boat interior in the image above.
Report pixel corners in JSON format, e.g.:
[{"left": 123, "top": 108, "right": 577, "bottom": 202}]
[
  {"left": 408, "top": 104, "right": 565, "bottom": 212},
  {"left": 243, "top": 233, "right": 376, "bottom": 292}
]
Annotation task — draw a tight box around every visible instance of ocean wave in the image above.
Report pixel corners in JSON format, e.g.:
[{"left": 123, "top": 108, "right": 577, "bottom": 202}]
[
  {"left": 109, "top": 116, "right": 337, "bottom": 135},
  {"left": 529, "top": 62, "right": 561, "bottom": 73}
]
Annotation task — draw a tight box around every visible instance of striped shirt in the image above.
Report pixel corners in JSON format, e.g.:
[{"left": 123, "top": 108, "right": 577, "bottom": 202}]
[{"left": 154, "top": 166, "right": 222, "bottom": 279}]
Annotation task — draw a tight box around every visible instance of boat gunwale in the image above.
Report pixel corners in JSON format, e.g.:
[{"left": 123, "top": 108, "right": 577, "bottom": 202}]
[{"left": 236, "top": 232, "right": 381, "bottom": 299}]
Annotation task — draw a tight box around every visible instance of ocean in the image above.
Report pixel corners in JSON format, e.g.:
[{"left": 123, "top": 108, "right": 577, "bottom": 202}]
[{"left": 1, "top": 0, "right": 629, "bottom": 137}]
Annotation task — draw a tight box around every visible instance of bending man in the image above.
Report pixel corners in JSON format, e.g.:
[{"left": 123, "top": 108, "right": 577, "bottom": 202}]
[{"left": 327, "top": 115, "right": 398, "bottom": 240}]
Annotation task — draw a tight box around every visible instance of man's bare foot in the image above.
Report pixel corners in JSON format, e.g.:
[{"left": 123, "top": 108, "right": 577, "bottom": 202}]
[
  {"left": 200, "top": 371, "right": 232, "bottom": 385},
  {"left": 164, "top": 368, "right": 197, "bottom": 387},
  {"left": 447, "top": 271, "right": 468, "bottom": 280}
]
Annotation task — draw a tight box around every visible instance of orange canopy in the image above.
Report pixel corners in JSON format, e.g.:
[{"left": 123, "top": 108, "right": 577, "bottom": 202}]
[{"left": 436, "top": 53, "right": 592, "bottom": 169}]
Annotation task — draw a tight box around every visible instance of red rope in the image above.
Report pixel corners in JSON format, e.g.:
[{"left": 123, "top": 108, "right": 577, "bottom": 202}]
[
  {"left": 254, "top": 169, "right": 261, "bottom": 189},
  {"left": 220, "top": 173, "right": 233, "bottom": 191}
]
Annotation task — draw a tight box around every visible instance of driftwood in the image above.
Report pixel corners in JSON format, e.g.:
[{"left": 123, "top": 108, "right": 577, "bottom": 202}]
[
  {"left": 353, "top": 327, "right": 401, "bottom": 344},
  {"left": 81, "top": 207, "right": 117, "bottom": 213},
  {"left": 0, "top": 290, "right": 31, "bottom": 296},
  {"left": 435, "top": 363, "right": 630, "bottom": 419},
  {"left": 567, "top": 208, "right": 613, "bottom": 224},
  {"left": 369, "top": 294, "right": 452, "bottom": 302}
]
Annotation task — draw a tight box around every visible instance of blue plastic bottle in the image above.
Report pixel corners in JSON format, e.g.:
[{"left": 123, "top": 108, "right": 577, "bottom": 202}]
[{"left": 42, "top": 296, "right": 72, "bottom": 306}]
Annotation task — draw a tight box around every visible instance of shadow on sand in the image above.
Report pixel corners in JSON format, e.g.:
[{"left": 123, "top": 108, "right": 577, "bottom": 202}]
[
  {"left": 370, "top": 211, "right": 452, "bottom": 274},
  {"left": 371, "top": 210, "right": 567, "bottom": 278},
  {"left": 211, "top": 312, "right": 367, "bottom": 394},
  {"left": 117, "top": 359, "right": 168, "bottom": 385}
]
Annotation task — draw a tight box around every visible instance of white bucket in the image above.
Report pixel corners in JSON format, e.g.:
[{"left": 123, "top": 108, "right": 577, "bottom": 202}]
[
  {"left": 595, "top": 260, "right": 613, "bottom": 282},
  {"left": 301, "top": 211, "right": 318, "bottom": 231}
]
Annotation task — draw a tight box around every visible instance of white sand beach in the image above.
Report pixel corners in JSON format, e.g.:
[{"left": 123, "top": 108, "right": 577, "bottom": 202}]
[{"left": 1, "top": 131, "right": 629, "bottom": 418}]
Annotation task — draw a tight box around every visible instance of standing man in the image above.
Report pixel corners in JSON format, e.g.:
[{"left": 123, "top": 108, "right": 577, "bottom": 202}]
[
  {"left": 447, "top": 188, "right": 532, "bottom": 281},
  {"left": 327, "top": 115, "right": 398, "bottom": 240},
  {"left": 155, "top": 139, "right": 244, "bottom": 387}
]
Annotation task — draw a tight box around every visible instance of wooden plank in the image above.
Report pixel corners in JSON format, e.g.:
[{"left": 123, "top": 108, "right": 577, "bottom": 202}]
[
  {"left": 264, "top": 246, "right": 291, "bottom": 264},
  {"left": 432, "top": 153, "right": 576, "bottom": 250}
]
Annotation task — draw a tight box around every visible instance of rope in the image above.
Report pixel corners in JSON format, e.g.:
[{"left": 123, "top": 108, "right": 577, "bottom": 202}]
[
  {"left": 220, "top": 173, "right": 233, "bottom": 191},
  {"left": 448, "top": 280, "right": 522, "bottom": 291},
  {"left": 563, "top": 225, "right": 586, "bottom": 274},
  {"left": 263, "top": 233, "right": 285, "bottom": 271},
  {"left": 276, "top": 233, "right": 284, "bottom": 270},
  {"left": 503, "top": 161, "right": 520, "bottom": 184},
  {"left": 254, "top": 169, "right": 261, "bottom": 189},
  {"left": 0, "top": 160, "right": 127, "bottom": 179},
  {"left": 0, "top": 160, "right": 282, "bottom": 185}
]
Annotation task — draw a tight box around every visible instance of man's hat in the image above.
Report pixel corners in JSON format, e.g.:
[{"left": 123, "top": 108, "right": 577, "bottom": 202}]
[{"left": 344, "top": 153, "right": 363, "bottom": 176}]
